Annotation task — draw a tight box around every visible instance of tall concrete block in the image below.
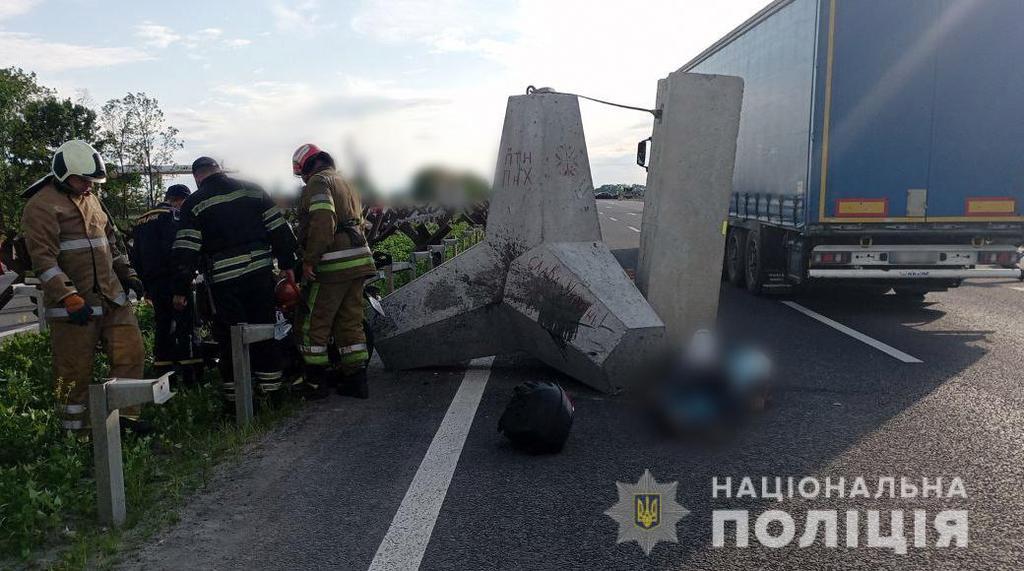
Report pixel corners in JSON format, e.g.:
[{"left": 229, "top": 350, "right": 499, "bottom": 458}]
[
  {"left": 372, "top": 93, "right": 665, "bottom": 393},
  {"left": 487, "top": 94, "right": 601, "bottom": 251},
  {"left": 637, "top": 72, "right": 743, "bottom": 344}
]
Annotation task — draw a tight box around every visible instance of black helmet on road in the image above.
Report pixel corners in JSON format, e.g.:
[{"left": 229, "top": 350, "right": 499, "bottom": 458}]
[{"left": 498, "top": 381, "right": 574, "bottom": 454}]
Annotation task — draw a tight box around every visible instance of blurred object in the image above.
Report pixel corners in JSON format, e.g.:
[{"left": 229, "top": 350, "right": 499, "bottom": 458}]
[
  {"left": 409, "top": 166, "right": 491, "bottom": 210},
  {"left": 498, "top": 381, "right": 574, "bottom": 454},
  {"left": 653, "top": 330, "right": 773, "bottom": 436}
]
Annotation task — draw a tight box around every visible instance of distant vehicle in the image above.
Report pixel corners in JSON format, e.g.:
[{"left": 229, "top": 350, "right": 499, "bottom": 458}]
[
  {"left": 595, "top": 190, "right": 618, "bottom": 200},
  {"left": 658, "top": 0, "right": 1024, "bottom": 297}
]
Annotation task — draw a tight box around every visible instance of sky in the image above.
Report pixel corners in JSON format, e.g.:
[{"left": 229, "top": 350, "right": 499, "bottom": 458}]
[{"left": 0, "top": 0, "right": 769, "bottom": 194}]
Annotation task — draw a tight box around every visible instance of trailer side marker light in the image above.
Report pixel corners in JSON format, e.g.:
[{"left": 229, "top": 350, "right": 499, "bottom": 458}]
[{"left": 966, "top": 197, "right": 1016, "bottom": 216}]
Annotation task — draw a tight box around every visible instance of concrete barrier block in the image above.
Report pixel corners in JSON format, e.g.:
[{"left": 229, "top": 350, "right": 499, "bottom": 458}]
[
  {"left": 637, "top": 72, "right": 744, "bottom": 344},
  {"left": 372, "top": 92, "right": 666, "bottom": 393},
  {"left": 503, "top": 241, "right": 664, "bottom": 393}
]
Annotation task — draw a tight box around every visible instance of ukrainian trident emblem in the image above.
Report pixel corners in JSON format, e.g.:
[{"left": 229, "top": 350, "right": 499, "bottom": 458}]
[{"left": 605, "top": 470, "right": 689, "bottom": 555}]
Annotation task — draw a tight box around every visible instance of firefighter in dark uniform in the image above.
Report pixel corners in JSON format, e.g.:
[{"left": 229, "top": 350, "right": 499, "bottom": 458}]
[
  {"left": 171, "top": 157, "right": 298, "bottom": 403},
  {"left": 132, "top": 184, "right": 202, "bottom": 384}
]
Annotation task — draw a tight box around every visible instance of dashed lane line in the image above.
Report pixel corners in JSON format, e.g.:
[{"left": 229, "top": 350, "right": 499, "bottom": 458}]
[
  {"left": 628, "top": 226, "right": 641, "bottom": 233},
  {"left": 627, "top": 212, "right": 638, "bottom": 216},
  {"left": 608, "top": 217, "right": 618, "bottom": 222},
  {"left": 368, "top": 356, "right": 495, "bottom": 571},
  {"left": 781, "top": 301, "right": 922, "bottom": 364}
]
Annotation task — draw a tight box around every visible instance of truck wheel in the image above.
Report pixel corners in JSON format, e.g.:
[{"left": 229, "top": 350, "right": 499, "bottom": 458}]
[
  {"left": 725, "top": 229, "right": 747, "bottom": 287},
  {"left": 745, "top": 230, "right": 766, "bottom": 294}
]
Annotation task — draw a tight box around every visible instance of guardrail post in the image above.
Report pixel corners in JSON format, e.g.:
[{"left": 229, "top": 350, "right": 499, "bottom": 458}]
[
  {"left": 412, "top": 251, "right": 432, "bottom": 273},
  {"left": 230, "top": 323, "right": 277, "bottom": 426},
  {"left": 89, "top": 373, "right": 174, "bottom": 526},
  {"left": 13, "top": 284, "right": 46, "bottom": 333},
  {"left": 443, "top": 237, "right": 458, "bottom": 258}
]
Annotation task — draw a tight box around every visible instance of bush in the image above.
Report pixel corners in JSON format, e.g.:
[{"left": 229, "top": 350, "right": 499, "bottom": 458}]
[{"left": 0, "top": 304, "right": 292, "bottom": 564}]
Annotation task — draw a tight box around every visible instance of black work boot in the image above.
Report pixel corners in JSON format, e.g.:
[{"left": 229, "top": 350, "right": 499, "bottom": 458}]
[
  {"left": 295, "top": 366, "right": 331, "bottom": 401},
  {"left": 337, "top": 368, "right": 369, "bottom": 399}
]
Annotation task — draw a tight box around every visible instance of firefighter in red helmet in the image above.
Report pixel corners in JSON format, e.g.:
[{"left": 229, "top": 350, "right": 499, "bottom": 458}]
[{"left": 291, "top": 144, "right": 375, "bottom": 399}]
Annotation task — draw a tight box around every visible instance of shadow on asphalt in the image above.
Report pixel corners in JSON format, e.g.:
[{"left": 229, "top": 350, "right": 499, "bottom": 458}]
[{"left": 421, "top": 249, "right": 995, "bottom": 570}]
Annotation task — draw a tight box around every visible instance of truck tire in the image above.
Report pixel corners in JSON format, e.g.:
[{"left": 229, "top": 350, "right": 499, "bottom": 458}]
[
  {"left": 745, "top": 230, "right": 766, "bottom": 294},
  {"left": 725, "top": 229, "right": 747, "bottom": 287}
]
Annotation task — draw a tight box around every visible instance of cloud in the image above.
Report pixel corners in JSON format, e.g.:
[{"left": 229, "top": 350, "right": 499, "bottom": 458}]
[
  {"left": 224, "top": 38, "right": 252, "bottom": 48},
  {"left": 350, "top": 0, "right": 512, "bottom": 56},
  {"left": 0, "top": 32, "right": 151, "bottom": 72},
  {"left": 271, "top": 0, "right": 331, "bottom": 33},
  {"left": 0, "top": 0, "right": 42, "bottom": 20},
  {"left": 198, "top": 28, "right": 223, "bottom": 40},
  {"left": 173, "top": 77, "right": 459, "bottom": 190},
  {"left": 135, "top": 21, "right": 181, "bottom": 48}
]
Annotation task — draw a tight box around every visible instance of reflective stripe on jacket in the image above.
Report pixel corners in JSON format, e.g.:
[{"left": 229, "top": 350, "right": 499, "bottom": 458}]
[
  {"left": 171, "top": 173, "right": 297, "bottom": 293},
  {"left": 297, "top": 168, "right": 375, "bottom": 283}
]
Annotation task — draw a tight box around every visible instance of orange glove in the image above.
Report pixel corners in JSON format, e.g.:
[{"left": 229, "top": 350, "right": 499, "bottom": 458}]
[{"left": 63, "top": 294, "right": 92, "bottom": 325}]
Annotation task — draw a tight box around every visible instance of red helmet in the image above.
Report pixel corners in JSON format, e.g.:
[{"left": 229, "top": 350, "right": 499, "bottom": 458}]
[
  {"left": 275, "top": 273, "right": 300, "bottom": 310},
  {"left": 292, "top": 143, "right": 322, "bottom": 176}
]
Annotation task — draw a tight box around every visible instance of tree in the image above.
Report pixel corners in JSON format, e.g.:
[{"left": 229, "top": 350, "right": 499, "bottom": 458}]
[
  {"left": 0, "top": 68, "right": 104, "bottom": 234},
  {"left": 101, "top": 92, "right": 183, "bottom": 208}
]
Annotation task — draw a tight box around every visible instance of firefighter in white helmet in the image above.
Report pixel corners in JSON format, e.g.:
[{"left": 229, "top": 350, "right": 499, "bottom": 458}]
[{"left": 21, "top": 140, "right": 146, "bottom": 432}]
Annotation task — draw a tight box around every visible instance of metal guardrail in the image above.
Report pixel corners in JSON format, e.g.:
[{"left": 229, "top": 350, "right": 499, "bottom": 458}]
[
  {"left": 376, "top": 226, "right": 486, "bottom": 294},
  {"left": 90, "top": 373, "right": 175, "bottom": 526},
  {"left": 229, "top": 323, "right": 277, "bottom": 426}
]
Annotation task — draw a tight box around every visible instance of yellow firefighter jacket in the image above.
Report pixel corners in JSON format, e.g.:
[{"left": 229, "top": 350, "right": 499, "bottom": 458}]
[
  {"left": 21, "top": 178, "right": 136, "bottom": 320},
  {"left": 297, "top": 168, "right": 376, "bottom": 283}
]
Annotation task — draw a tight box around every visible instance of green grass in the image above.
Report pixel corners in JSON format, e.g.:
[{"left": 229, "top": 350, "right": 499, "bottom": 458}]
[
  {"left": 372, "top": 222, "right": 481, "bottom": 292},
  {"left": 0, "top": 223, "right": 485, "bottom": 568},
  {"left": 0, "top": 305, "right": 296, "bottom": 569}
]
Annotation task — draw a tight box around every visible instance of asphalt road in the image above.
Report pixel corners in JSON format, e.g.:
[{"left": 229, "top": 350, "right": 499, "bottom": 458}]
[{"left": 120, "top": 199, "right": 1023, "bottom": 570}]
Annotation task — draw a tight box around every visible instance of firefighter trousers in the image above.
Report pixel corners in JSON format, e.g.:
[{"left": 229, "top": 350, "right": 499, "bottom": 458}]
[
  {"left": 50, "top": 301, "right": 145, "bottom": 430},
  {"left": 151, "top": 290, "right": 202, "bottom": 383},
  {"left": 209, "top": 269, "right": 283, "bottom": 396},
  {"left": 298, "top": 278, "right": 367, "bottom": 375}
]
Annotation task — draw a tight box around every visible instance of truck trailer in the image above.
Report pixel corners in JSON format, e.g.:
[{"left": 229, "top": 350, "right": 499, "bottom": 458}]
[{"left": 677, "top": 0, "right": 1024, "bottom": 296}]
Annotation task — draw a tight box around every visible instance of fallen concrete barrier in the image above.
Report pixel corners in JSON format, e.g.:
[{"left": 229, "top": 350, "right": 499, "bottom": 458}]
[{"left": 372, "top": 92, "right": 665, "bottom": 393}]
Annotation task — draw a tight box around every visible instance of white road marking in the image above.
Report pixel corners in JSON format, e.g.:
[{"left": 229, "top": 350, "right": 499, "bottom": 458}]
[
  {"left": 628, "top": 226, "right": 641, "bottom": 233},
  {"left": 627, "top": 212, "right": 638, "bottom": 216},
  {"left": 0, "top": 323, "right": 39, "bottom": 339},
  {"left": 369, "top": 356, "right": 495, "bottom": 571},
  {"left": 1010, "top": 286, "right": 1024, "bottom": 292},
  {"left": 781, "top": 302, "right": 922, "bottom": 363},
  {"left": 608, "top": 217, "right": 618, "bottom": 222}
]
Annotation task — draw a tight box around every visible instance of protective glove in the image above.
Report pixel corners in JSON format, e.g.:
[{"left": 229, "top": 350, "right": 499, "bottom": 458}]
[
  {"left": 63, "top": 294, "right": 93, "bottom": 326},
  {"left": 123, "top": 276, "right": 146, "bottom": 300}
]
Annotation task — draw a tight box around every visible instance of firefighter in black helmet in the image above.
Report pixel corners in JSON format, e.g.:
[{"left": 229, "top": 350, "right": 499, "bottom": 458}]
[
  {"left": 132, "top": 184, "right": 203, "bottom": 384},
  {"left": 171, "top": 157, "right": 298, "bottom": 403}
]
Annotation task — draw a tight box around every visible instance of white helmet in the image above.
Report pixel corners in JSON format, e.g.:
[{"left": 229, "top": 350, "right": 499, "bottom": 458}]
[{"left": 52, "top": 140, "right": 107, "bottom": 183}]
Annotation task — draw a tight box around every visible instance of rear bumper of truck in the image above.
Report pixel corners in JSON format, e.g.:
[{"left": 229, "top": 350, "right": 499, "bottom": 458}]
[{"left": 809, "top": 268, "right": 1023, "bottom": 279}]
